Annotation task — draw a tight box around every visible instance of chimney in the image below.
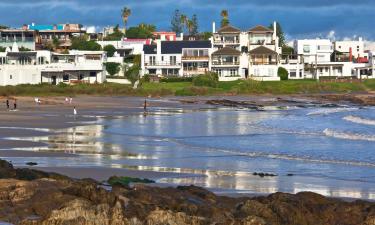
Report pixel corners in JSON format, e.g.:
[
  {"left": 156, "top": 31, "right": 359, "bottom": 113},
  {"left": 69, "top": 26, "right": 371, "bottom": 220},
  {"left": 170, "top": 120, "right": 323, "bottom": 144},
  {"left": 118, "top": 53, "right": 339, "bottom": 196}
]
[
  {"left": 273, "top": 21, "right": 277, "bottom": 40},
  {"left": 180, "top": 32, "right": 184, "bottom": 40},
  {"left": 212, "top": 22, "right": 216, "bottom": 33},
  {"left": 156, "top": 40, "right": 161, "bottom": 56},
  {"left": 359, "top": 37, "right": 363, "bottom": 42},
  {"left": 349, "top": 47, "right": 353, "bottom": 62}
]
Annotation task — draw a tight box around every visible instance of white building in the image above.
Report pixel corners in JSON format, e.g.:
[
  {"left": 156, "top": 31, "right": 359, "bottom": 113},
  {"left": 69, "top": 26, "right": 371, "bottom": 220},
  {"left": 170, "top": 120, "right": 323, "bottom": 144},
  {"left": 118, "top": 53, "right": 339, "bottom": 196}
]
[
  {"left": 334, "top": 37, "right": 365, "bottom": 58},
  {"left": 0, "top": 45, "right": 106, "bottom": 86},
  {"left": 141, "top": 40, "right": 211, "bottom": 77}
]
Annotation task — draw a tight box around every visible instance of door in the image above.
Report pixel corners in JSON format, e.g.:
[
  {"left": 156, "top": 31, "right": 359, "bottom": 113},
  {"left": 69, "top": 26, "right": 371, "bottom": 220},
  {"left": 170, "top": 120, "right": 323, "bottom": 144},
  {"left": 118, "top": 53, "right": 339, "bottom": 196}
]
[{"left": 51, "top": 76, "right": 57, "bottom": 85}]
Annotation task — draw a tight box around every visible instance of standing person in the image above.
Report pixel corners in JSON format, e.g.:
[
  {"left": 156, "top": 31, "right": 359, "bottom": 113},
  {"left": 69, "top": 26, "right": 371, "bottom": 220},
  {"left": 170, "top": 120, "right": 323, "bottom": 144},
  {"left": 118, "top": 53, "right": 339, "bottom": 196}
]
[
  {"left": 13, "top": 99, "right": 17, "bottom": 110},
  {"left": 144, "top": 99, "right": 147, "bottom": 112},
  {"left": 6, "top": 99, "right": 9, "bottom": 110},
  {"left": 69, "top": 97, "right": 73, "bottom": 104},
  {"left": 73, "top": 106, "right": 77, "bottom": 119}
]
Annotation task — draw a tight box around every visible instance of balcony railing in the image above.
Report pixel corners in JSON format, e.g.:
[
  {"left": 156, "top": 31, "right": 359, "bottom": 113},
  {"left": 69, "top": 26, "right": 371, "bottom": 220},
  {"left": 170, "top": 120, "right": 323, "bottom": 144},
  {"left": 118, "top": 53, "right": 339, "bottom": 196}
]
[
  {"left": 181, "top": 56, "right": 209, "bottom": 60},
  {"left": 145, "top": 62, "right": 181, "bottom": 66},
  {"left": 0, "top": 37, "right": 35, "bottom": 43},
  {"left": 212, "top": 61, "right": 240, "bottom": 66},
  {"left": 214, "top": 40, "right": 240, "bottom": 44},
  {"left": 251, "top": 62, "right": 278, "bottom": 65}
]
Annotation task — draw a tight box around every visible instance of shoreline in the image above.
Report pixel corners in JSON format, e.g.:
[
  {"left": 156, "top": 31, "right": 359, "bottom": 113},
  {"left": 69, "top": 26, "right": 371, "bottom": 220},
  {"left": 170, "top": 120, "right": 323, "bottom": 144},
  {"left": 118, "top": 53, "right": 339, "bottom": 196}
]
[{"left": 0, "top": 95, "right": 374, "bottom": 200}]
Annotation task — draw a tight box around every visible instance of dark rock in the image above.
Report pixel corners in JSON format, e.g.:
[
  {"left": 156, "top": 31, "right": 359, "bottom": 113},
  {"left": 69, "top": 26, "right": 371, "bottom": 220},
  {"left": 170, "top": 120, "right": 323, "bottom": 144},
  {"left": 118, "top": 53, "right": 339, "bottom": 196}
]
[{"left": 26, "top": 162, "right": 38, "bottom": 166}]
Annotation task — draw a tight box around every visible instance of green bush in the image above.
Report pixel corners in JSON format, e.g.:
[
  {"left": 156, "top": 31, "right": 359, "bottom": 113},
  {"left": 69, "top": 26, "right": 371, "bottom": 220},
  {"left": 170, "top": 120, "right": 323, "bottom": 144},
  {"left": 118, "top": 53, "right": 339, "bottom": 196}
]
[
  {"left": 142, "top": 74, "right": 150, "bottom": 83},
  {"left": 104, "top": 62, "right": 121, "bottom": 76},
  {"left": 192, "top": 72, "right": 219, "bottom": 87},
  {"left": 160, "top": 77, "right": 193, "bottom": 83},
  {"left": 103, "top": 45, "right": 116, "bottom": 57},
  {"left": 125, "top": 65, "right": 141, "bottom": 85},
  {"left": 278, "top": 67, "right": 289, "bottom": 80}
]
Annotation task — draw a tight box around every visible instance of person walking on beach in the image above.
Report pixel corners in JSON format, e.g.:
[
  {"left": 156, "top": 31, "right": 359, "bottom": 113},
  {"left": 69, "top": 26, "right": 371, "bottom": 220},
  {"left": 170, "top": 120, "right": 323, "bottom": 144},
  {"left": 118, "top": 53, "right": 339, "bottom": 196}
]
[
  {"left": 6, "top": 99, "right": 9, "bottom": 110},
  {"left": 73, "top": 106, "right": 77, "bottom": 119},
  {"left": 144, "top": 99, "right": 147, "bottom": 111},
  {"left": 13, "top": 99, "right": 17, "bottom": 110}
]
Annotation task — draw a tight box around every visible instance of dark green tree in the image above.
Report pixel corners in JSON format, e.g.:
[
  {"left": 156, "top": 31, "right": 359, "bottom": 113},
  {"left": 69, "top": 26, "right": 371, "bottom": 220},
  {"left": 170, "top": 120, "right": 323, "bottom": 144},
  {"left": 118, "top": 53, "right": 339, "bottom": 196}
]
[
  {"left": 105, "top": 62, "right": 121, "bottom": 76},
  {"left": 71, "top": 37, "right": 101, "bottom": 51},
  {"left": 278, "top": 67, "right": 288, "bottom": 80},
  {"left": 191, "top": 14, "right": 199, "bottom": 35},
  {"left": 201, "top": 32, "right": 213, "bottom": 40},
  {"left": 103, "top": 45, "right": 117, "bottom": 57},
  {"left": 126, "top": 24, "right": 156, "bottom": 39},
  {"left": 269, "top": 22, "right": 285, "bottom": 47},
  {"left": 171, "top": 9, "right": 183, "bottom": 34}
]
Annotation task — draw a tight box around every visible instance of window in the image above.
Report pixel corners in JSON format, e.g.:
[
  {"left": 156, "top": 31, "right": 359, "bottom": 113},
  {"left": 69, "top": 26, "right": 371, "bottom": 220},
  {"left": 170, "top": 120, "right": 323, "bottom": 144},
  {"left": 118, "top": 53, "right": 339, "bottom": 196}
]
[
  {"left": 290, "top": 70, "right": 297, "bottom": 77},
  {"left": 79, "top": 74, "right": 84, "bottom": 80},
  {"left": 161, "top": 56, "right": 164, "bottom": 61},
  {"left": 230, "top": 69, "right": 237, "bottom": 76},
  {"left": 90, "top": 72, "right": 97, "bottom": 77},
  {"left": 9, "top": 75, "right": 12, "bottom": 79},
  {"left": 63, "top": 74, "right": 69, "bottom": 81},
  {"left": 170, "top": 56, "right": 177, "bottom": 65},
  {"left": 303, "top": 45, "right": 310, "bottom": 53}
]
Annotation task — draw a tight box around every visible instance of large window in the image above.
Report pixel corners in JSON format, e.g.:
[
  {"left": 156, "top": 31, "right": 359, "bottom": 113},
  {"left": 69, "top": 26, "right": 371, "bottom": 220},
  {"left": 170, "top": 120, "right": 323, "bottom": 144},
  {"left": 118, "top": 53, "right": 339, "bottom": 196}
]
[
  {"left": 63, "top": 74, "right": 69, "bottom": 81},
  {"left": 303, "top": 45, "right": 310, "bottom": 53}
]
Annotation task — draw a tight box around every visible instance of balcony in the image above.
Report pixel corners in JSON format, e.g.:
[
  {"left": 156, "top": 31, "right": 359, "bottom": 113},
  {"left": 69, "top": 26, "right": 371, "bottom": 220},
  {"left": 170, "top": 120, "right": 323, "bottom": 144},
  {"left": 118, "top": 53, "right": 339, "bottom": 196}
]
[
  {"left": 145, "top": 62, "right": 181, "bottom": 67},
  {"left": 212, "top": 61, "right": 240, "bottom": 66},
  {"left": 214, "top": 39, "right": 240, "bottom": 44},
  {"left": 181, "top": 56, "right": 209, "bottom": 61},
  {"left": 251, "top": 62, "right": 278, "bottom": 65}
]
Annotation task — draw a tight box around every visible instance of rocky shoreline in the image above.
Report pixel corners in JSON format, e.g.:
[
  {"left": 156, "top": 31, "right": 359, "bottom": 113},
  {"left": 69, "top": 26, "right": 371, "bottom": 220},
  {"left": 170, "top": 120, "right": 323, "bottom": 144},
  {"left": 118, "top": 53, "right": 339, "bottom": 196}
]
[{"left": 1, "top": 160, "right": 374, "bottom": 225}]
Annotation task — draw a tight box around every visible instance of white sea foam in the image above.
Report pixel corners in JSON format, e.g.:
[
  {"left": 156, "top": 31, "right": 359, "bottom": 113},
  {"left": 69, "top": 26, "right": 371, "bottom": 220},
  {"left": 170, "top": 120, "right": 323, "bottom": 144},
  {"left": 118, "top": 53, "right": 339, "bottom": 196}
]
[
  {"left": 343, "top": 115, "right": 375, "bottom": 126},
  {"left": 323, "top": 128, "right": 375, "bottom": 142},
  {"left": 307, "top": 107, "right": 358, "bottom": 116}
]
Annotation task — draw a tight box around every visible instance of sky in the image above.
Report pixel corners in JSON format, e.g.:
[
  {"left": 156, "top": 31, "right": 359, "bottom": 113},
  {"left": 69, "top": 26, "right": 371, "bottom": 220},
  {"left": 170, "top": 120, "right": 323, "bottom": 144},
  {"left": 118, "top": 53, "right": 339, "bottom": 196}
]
[{"left": 1, "top": 0, "right": 374, "bottom": 41}]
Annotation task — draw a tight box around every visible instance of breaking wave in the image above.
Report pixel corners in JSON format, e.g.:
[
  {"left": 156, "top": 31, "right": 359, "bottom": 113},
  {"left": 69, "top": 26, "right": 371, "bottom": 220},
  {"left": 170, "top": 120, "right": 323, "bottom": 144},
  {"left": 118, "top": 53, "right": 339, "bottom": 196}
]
[
  {"left": 307, "top": 107, "right": 358, "bottom": 116},
  {"left": 323, "top": 128, "right": 375, "bottom": 142},
  {"left": 343, "top": 115, "right": 375, "bottom": 126}
]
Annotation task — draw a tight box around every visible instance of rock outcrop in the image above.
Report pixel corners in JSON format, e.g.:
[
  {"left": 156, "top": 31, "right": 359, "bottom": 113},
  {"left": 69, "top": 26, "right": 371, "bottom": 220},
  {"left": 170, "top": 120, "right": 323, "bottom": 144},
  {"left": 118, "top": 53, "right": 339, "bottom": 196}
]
[{"left": 1, "top": 160, "right": 375, "bottom": 225}]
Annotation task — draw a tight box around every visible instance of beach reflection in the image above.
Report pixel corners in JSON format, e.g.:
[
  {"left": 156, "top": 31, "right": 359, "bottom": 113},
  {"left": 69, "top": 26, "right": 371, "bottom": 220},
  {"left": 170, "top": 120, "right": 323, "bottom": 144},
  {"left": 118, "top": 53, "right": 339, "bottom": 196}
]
[{"left": 5, "top": 106, "right": 375, "bottom": 200}]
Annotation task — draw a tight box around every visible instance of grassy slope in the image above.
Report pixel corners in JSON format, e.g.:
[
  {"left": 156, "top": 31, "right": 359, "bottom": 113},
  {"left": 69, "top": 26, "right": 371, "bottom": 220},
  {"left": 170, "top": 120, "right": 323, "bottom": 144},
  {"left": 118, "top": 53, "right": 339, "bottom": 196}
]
[{"left": 1, "top": 80, "right": 375, "bottom": 97}]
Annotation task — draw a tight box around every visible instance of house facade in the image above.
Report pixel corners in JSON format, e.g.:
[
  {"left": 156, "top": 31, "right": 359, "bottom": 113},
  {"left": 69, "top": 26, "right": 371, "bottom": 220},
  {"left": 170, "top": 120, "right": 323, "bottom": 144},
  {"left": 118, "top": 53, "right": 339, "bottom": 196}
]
[
  {"left": 141, "top": 40, "right": 211, "bottom": 77},
  {"left": 0, "top": 28, "right": 36, "bottom": 50},
  {"left": 0, "top": 46, "right": 106, "bottom": 86}
]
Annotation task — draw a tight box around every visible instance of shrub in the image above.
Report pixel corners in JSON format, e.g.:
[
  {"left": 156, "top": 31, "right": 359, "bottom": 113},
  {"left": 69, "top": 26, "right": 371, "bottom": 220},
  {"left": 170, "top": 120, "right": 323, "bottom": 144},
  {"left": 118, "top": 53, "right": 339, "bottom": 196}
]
[
  {"left": 278, "top": 67, "right": 289, "bottom": 80},
  {"left": 142, "top": 74, "right": 150, "bottom": 83},
  {"left": 160, "top": 77, "right": 193, "bottom": 83},
  {"left": 103, "top": 45, "right": 116, "bottom": 57},
  {"left": 104, "top": 62, "right": 121, "bottom": 76},
  {"left": 192, "top": 72, "right": 219, "bottom": 87},
  {"left": 125, "top": 65, "right": 141, "bottom": 84}
]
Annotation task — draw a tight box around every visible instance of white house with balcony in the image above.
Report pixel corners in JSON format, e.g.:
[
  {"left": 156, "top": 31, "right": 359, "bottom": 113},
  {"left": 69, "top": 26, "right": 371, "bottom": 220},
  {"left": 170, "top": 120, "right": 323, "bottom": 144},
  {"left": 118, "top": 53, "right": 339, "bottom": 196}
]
[
  {"left": 141, "top": 40, "right": 211, "bottom": 77},
  {"left": 0, "top": 45, "right": 106, "bottom": 86},
  {"left": 211, "top": 47, "right": 242, "bottom": 81}
]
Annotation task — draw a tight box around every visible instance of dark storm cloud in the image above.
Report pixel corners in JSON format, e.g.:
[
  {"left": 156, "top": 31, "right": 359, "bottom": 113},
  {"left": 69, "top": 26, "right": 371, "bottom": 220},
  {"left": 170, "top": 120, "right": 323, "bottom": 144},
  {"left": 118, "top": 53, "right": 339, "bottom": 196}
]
[{"left": 0, "top": 0, "right": 373, "bottom": 40}]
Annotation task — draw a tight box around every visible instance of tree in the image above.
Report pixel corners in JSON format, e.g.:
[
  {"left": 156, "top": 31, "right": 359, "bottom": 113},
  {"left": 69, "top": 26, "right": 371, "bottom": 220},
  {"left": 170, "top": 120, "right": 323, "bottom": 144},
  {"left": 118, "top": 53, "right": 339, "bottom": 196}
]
[
  {"left": 121, "top": 7, "right": 131, "bottom": 34},
  {"left": 220, "top": 10, "right": 229, "bottom": 27},
  {"left": 103, "top": 45, "right": 117, "bottom": 57},
  {"left": 201, "top": 32, "right": 212, "bottom": 40},
  {"left": 278, "top": 67, "right": 288, "bottom": 80},
  {"left": 105, "top": 62, "right": 121, "bottom": 76},
  {"left": 126, "top": 24, "right": 156, "bottom": 39},
  {"left": 190, "top": 14, "right": 199, "bottom": 35},
  {"left": 269, "top": 22, "right": 285, "bottom": 47},
  {"left": 19, "top": 46, "right": 31, "bottom": 52},
  {"left": 0, "top": 46, "right": 6, "bottom": 52},
  {"left": 0, "top": 25, "right": 9, "bottom": 29},
  {"left": 171, "top": 9, "right": 183, "bottom": 34},
  {"left": 282, "top": 46, "right": 294, "bottom": 55},
  {"left": 71, "top": 37, "right": 101, "bottom": 51},
  {"left": 180, "top": 14, "right": 188, "bottom": 33},
  {"left": 104, "top": 25, "right": 124, "bottom": 41},
  {"left": 125, "top": 65, "right": 141, "bottom": 84}
]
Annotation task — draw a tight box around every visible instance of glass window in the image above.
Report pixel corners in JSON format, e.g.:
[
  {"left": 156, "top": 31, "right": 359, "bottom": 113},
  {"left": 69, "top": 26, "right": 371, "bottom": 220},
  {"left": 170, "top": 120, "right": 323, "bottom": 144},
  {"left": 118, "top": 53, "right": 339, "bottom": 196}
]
[
  {"left": 303, "top": 45, "right": 310, "bottom": 53},
  {"left": 63, "top": 74, "right": 69, "bottom": 81}
]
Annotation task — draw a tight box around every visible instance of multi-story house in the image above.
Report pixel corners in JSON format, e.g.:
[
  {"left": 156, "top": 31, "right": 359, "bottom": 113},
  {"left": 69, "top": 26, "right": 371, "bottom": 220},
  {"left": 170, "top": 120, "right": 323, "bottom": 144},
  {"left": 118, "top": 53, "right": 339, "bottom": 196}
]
[
  {"left": 334, "top": 38, "right": 366, "bottom": 59},
  {"left": 0, "top": 28, "right": 36, "bottom": 50},
  {"left": 141, "top": 40, "right": 211, "bottom": 77},
  {"left": 0, "top": 44, "right": 106, "bottom": 86},
  {"left": 28, "top": 23, "right": 86, "bottom": 50}
]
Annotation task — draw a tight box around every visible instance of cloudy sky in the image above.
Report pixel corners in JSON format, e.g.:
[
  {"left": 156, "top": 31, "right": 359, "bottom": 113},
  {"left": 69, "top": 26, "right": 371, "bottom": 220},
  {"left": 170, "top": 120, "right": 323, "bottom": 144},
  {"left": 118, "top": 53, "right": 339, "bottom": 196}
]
[{"left": 1, "top": 0, "right": 374, "bottom": 41}]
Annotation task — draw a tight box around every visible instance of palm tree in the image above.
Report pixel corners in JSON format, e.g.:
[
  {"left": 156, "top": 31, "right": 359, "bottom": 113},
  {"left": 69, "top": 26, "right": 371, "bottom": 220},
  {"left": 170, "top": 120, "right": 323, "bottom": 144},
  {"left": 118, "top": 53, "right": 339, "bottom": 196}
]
[
  {"left": 121, "top": 7, "right": 131, "bottom": 34},
  {"left": 220, "top": 9, "right": 229, "bottom": 27},
  {"left": 186, "top": 20, "right": 194, "bottom": 35}
]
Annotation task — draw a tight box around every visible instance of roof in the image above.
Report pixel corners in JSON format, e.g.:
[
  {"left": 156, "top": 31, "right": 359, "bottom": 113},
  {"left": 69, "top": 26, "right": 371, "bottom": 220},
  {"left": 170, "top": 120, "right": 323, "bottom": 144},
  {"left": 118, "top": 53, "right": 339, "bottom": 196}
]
[
  {"left": 249, "top": 25, "right": 273, "bottom": 33},
  {"left": 212, "top": 47, "right": 241, "bottom": 56},
  {"left": 217, "top": 25, "right": 241, "bottom": 34},
  {"left": 143, "top": 45, "right": 157, "bottom": 54},
  {"left": 161, "top": 41, "right": 211, "bottom": 54},
  {"left": 7, "top": 52, "right": 37, "bottom": 57},
  {"left": 249, "top": 46, "right": 277, "bottom": 55},
  {"left": 28, "top": 24, "right": 64, "bottom": 31}
]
